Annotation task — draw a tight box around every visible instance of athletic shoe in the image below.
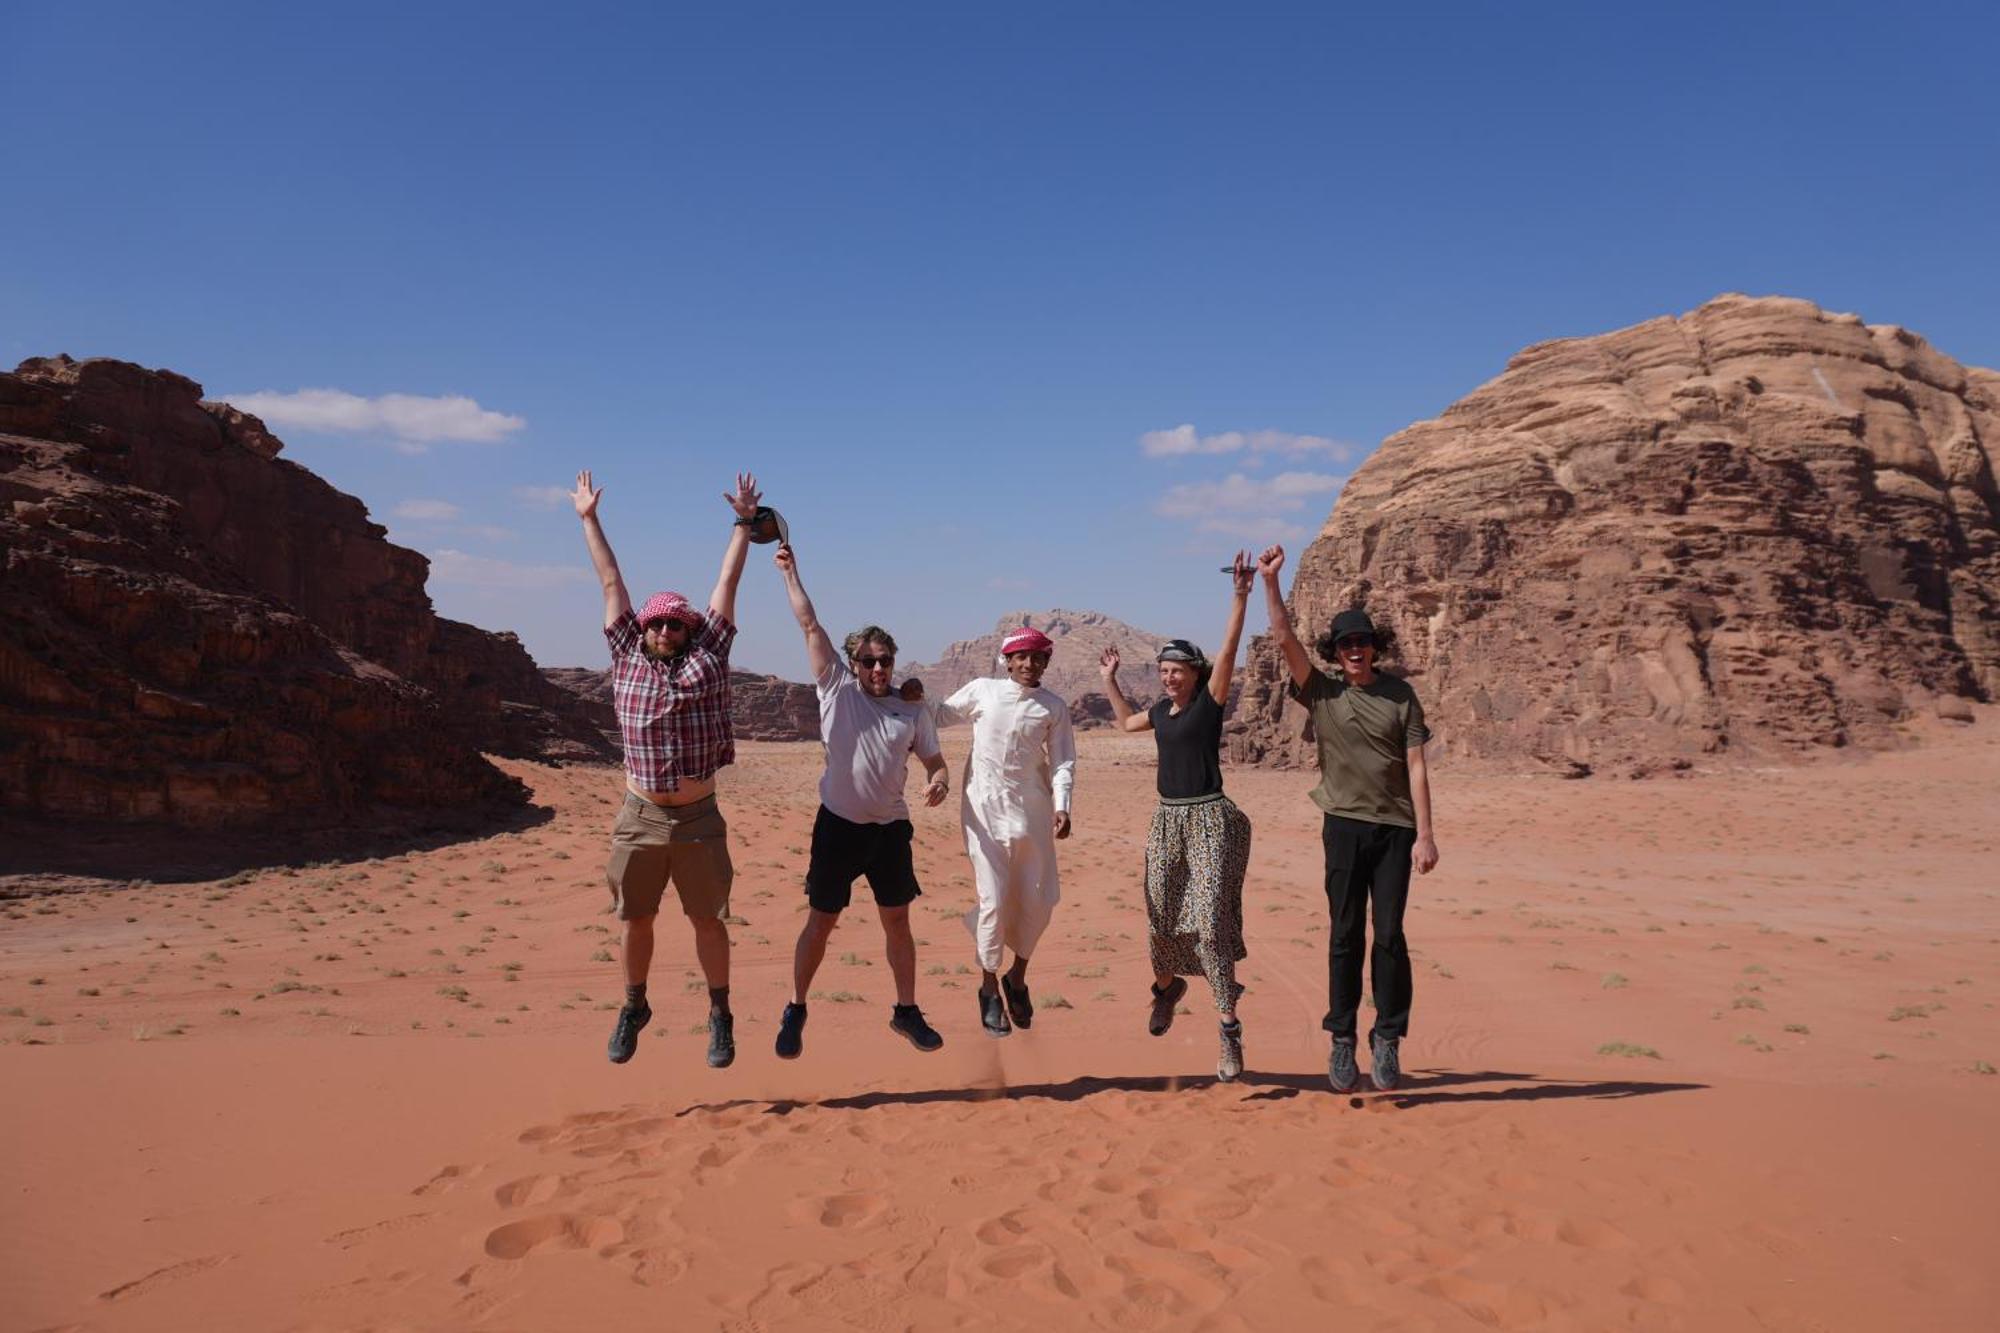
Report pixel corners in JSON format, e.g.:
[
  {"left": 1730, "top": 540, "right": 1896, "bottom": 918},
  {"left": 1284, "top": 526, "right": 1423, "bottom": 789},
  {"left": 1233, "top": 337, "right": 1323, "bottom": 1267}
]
[
  {"left": 1147, "top": 976, "right": 1188, "bottom": 1036},
  {"left": 775, "top": 1002, "right": 807, "bottom": 1060},
  {"left": 1328, "top": 1037, "right": 1360, "bottom": 1093},
  {"left": 890, "top": 1003, "right": 945, "bottom": 1052},
  {"left": 1001, "top": 976, "right": 1034, "bottom": 1030},
  {"left": 706, "top": 1010, "right": 735, "bottom": 1068},
  {"left": 1370, "top": 1034, "right": 1401, "bottom": 1091},
  {"left": 979, "top": 989, "right": 1011, "bottom": 1037},
  {"left": 606, "top": 1000, "right": 651, "bottom": 1065},
  {"left": 1217, "top": 1018, "right": 1244, "bottom": 1082}
]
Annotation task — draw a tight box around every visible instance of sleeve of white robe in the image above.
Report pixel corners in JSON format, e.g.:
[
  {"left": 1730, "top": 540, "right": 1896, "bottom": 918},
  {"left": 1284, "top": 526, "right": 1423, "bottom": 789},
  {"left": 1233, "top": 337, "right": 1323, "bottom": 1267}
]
[
  {"left": 1048, "top": 696, "right": 1076, "bottom": 814},
  {"left": 936, "top": 680, "right": 982, "bottom": 728}
]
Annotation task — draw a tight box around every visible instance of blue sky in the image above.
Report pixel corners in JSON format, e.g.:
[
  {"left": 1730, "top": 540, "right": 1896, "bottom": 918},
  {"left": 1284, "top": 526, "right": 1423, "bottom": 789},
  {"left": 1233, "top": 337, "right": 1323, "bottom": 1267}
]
[{"left": 6, "top": 3, "right": 1997, "bottom": 676}]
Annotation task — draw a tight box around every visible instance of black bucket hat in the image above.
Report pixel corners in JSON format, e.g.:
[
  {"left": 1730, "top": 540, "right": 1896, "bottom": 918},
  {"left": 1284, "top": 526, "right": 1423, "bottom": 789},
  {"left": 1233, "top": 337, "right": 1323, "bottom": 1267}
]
[{"left": 1329, "top": 609, "right": 1377, "bottom": 643}]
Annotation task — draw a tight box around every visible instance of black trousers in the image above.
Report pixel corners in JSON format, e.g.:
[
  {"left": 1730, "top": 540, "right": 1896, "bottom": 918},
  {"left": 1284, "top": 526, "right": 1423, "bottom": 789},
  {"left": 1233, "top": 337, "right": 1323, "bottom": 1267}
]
[{"left": 1321, "top": 814, "right": 1416, "bottom": 1042}]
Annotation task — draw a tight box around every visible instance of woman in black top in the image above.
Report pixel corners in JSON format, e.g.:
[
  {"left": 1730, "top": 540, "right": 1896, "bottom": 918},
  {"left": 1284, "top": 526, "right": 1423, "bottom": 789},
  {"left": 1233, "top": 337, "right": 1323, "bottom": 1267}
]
[{"left": 1097, "top": 552, "right": 1255, "bottom": 1081}]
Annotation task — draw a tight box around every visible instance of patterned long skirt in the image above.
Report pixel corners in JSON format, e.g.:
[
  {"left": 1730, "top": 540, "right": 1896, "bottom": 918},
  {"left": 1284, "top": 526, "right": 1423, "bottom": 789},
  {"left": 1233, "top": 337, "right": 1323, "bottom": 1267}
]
[{"left": 1144, "top": 793, "right": 1252, "bottom": 1011}]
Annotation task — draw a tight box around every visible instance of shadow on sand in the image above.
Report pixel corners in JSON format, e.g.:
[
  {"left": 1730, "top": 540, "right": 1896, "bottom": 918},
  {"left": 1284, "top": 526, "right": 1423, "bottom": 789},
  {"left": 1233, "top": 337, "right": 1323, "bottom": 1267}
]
[
  {"left": 0, "top": 799, "right": 558, "bottom": 893},
  {"left": 674, "top": 1068, "right": 1708, "bottom": 1119}
]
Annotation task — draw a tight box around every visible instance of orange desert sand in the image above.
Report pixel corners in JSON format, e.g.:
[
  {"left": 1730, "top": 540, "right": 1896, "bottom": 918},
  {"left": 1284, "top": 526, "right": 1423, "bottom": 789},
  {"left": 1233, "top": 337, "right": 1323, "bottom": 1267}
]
[{"left": 4, "top": 724, "right": 1998, "bottom": 1332}]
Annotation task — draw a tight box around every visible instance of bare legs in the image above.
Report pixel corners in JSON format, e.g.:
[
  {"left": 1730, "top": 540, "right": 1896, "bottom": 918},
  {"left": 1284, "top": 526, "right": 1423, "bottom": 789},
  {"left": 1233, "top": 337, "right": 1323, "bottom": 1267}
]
[
  {"left": 792, "top": 906, "right": 917, "bottom": 1006},
  {"left": 623, "top": 915, "right": 655, "bottom": 987},
  {"left": 982, "top": 955, "right": 1030, "bottom": 996}
]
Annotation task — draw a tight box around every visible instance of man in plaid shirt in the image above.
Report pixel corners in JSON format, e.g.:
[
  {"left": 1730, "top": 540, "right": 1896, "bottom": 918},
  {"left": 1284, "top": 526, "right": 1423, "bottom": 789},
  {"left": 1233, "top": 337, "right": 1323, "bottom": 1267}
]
[{"left": 573, "top": 467, "right": 764, "bottom": 1070}]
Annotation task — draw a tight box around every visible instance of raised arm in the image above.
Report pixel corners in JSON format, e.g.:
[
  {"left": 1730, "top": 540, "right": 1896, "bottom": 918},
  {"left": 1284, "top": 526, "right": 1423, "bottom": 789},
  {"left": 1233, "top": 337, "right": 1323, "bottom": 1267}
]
[
  {"left": 1097, "top": 647, "right": 1152, "bottom": 734},
  {"left": 1208, "top": 550, "right": 1252, "bottom": 707},
  {"left": 572, "top": 469, "right": 631, "bottom": 629},
  {"left": 773, "top": 544, "right": 837, "bottom": 681},
  {"left": 709, "top": 472, "right": 760, "bottom": 625},
  {"left": 1258, "top": 544, "right": 1312, "bottom": 688}
]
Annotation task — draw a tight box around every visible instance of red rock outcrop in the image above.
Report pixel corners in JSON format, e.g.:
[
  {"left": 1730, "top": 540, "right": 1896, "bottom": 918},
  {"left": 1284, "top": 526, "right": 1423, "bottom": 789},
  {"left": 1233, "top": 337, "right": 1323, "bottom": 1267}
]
[
  {"left": 1232, "top": 296, "right": 1999, "bottom": 775},
  {"left": 0, "top": 355, "right": 611, "bottom": 831},
  {"left": 901, "top": 610, "right": 1176, "bottom": 727},
  {"left": 542, "top": 665, "right": 820, "bottom": 745}
]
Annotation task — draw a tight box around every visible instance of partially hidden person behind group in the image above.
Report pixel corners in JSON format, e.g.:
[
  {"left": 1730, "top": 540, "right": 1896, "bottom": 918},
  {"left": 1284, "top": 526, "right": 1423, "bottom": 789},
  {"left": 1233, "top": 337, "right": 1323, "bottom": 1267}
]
[
  {"left": 933, "top": 626, "right": 1077, "bottom": 1038},
  {"left": 771, "top": 538, "right": 951, "bottom": 1058},
  {"left": 573, "top": 468, "right": 762, "bottom": 1070},
  {"left": 1256, "top": 544, "right": 1439, "bottom": 1093},
  {"left": 1097, "top": 551, "right": 1257, "bottom": 1082}
]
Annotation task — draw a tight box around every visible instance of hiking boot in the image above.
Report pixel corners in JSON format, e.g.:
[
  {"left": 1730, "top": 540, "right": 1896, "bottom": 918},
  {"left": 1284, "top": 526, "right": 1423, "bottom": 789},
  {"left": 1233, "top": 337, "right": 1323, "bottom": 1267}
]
[
  {"left": 1370, "top": 1034, "right": 1402, "bottom": 1091},
  {"left": 775, "top": 1002, "right": 807, "bottom": 1060},
  {"left": 706, "top": 1010, "right": 735, "bottom": 1068},
  {"left": 890, "top": 1003, "right": 945, "bottom": 1052},
  {"left": 606, "top": 1000, "right": 651, "bottom": 1065},
  {"left": 1328, "top": 1037, "right": 1360, "bottom": 1093},
  {"left": 1217, "top": 1018, "right": 1244, "bottom": 1082},
  {"left": 979, "top": 988, "right": 1011, "bottom": 1037},
  {"left": 1147, "top": 976, "right": 1188, "bottom": 1036},
  {"left": 1002, "top": 976, "right": 1034, "bottom": 1030}
]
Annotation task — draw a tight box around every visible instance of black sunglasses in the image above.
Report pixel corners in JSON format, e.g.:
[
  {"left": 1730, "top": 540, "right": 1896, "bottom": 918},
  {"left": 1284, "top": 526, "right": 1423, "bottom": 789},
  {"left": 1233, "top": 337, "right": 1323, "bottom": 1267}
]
[{"left": 855, "top": 654, "right": 895, "bottom": 669}]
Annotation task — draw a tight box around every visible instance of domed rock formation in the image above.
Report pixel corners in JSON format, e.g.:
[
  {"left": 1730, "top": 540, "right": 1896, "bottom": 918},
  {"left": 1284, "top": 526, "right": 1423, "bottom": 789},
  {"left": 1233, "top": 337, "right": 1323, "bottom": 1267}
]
[
  {"left": 1232, "top": 296, "right": 1999, "bottom": 775},
  {"left": 0, "top": 355, "right": 611, "bottom": 832},
  {"left": 902, "top": 609, "right": 1175, "bottom": 727}
]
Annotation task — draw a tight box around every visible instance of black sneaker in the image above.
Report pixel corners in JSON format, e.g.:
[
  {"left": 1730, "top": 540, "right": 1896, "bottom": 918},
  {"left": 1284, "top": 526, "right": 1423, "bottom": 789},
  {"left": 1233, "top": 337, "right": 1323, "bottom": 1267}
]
[
  {"left": 1328, "top": 1037, "right": 1360, "bottom": 1093},
  {"left": 1147, "top": 976, "right": 1188, "bottom": 1036},
  {"left": 1217, "top": 1018, "right": 1244, "bottom": 1082},
  {"left": 1001, "top": 976, "right": 1034, "bottom": 1029},
  {"left": 706, "top": 1010, "right": 735, "bottom": 1068},
  {"left": 1370, "top": 1034, "right": 1401, "bottom": 1091},
  {"left": 890, "top": 1003, "right": 944, "bottom": 1052},
  {"left": 979, "top": 989, "right": 1011, "bottom": 1037},
  {"left": 607, "top": 1000, "right": 651, "bottom": 1065},
  {"left": 775, "top": 1002, "right": 807, "bottom": 1060}
]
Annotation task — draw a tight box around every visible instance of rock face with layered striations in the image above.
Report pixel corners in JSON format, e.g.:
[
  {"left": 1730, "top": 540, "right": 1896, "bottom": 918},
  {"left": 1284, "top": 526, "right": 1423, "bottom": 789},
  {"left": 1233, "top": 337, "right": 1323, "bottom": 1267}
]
[
  {"left": 901, "top": 609, "right": 1176, "bottom": 727},
  {"left": 0, "top": 355, "right": 612, "bottom": 830},
  {"left": 1232, "top": 296, "right": 2000, "bottom": 775}
]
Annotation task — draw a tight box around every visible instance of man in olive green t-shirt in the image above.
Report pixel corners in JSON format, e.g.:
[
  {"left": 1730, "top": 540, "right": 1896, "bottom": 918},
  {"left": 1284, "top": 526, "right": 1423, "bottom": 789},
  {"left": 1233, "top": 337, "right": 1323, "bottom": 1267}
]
[{"left": 1257, "top": 546, "right": 1439, "bottom": 1093}]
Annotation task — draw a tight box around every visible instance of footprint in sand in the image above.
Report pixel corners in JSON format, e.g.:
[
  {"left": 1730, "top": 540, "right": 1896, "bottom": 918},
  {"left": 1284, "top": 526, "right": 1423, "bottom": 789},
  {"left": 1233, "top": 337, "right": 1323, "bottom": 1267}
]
[
  {"left": 1620, "top": 1273, "right": 1686, "bottom": 1304},
  {"left": 411, "top": 1163, "right": 481, "bottom": 1197},
  {"left": 98, "top": 1254, "right": 232, "bottom": 1303},
  {"left": 483, "top": 1212, "right": 625, "bottom": 1259},
  {"left": 1417, "top": 1272, "right": 1551, "bottom": 1330},
  {"left": 492, "top": 1174, "right": 567, "bottom": 1208},
  {"left": 790, "top": 1191, "right": 887, "bottom": 1229}
]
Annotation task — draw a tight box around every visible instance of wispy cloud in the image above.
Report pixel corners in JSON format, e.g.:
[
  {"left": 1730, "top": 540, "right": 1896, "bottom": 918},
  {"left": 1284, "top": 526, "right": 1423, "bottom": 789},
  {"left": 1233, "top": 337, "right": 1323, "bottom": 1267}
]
[
  {"left": 427, "top": 550, "right": 587, "bottom": 589},
  {"left": 1155, "top": 470, "right": 1343, "bottom": 517},
  {"left": 1141, "top": 424, "right": 1350, "bottom": 460},
  {"left": 513, "top": 485, "right": 571, "bottom": 507},
  {"left": 393, "top": 499, "right": 461, "bottom": 521},
  {"left": 1190, "top": 516, "right": 1311, "bottom": 543},
  {"left": 459, "top": 523, "right": 517, "bottom": 543},
  {"left": 222, "top": 388, "right": 525, "bottom": 446}
]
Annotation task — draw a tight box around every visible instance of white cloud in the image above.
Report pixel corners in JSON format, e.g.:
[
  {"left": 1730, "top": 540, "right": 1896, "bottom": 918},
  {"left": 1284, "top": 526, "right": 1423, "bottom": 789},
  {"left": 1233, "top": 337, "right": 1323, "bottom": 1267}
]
[
  {"left": 1191, "top": 516, "right": 1310, "bottom": 543},
  {"left": 459, "top": 524, "right": 517, "bottom": 543},
  {"left": 392, "top": 499, "right": 461, "bottom": 521},
  {"left": 1155, "top": 470, "right": 1344, "bottom": 518},
  {"left": 427, "top": 549, "right": 588, "bottom": 590},
  {"left": 513, "top": 485, "right": 571, "bottom": 507},
  {"left": 222, "top": 388, "right": 525, "bottom": 444},
  {"left": 1141, "top": 424, "right": 1350, "bottom": 460}
]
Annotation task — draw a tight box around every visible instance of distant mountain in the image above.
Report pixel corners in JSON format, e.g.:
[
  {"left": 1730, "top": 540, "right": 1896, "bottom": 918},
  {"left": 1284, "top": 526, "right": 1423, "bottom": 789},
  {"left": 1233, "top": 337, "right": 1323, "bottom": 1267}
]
[{"left": 901, "top": 609, "right": 1179, "bottom": 726}]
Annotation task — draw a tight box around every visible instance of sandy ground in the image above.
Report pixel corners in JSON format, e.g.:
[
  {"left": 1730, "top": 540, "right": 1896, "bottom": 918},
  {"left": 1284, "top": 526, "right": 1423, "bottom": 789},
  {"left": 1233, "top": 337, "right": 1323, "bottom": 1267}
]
[{"left": 3, "top": 722, "right": 1998, "bottom": 1332}]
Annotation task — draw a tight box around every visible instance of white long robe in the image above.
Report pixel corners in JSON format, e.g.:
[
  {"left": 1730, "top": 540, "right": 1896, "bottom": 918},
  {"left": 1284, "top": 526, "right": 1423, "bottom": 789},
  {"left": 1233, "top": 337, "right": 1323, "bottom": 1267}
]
[{"left": 938, "top": 677, "right": 1077, "bottom": 972}]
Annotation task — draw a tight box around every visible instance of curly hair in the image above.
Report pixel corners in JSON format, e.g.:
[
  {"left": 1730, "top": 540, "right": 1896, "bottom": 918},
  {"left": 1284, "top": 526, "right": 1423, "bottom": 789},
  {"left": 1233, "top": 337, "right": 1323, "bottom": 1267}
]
[
  {"left": 843, "top": 625, "right": 899, "bottom": 661},
  {"left": 1314, "top": 623, "right": 1397, "bottom": 665}
]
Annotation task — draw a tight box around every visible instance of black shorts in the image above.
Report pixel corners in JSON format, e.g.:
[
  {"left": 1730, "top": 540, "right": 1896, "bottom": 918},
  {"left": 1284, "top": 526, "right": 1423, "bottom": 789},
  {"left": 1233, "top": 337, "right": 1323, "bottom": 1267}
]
[{"left": 805, "top": 805, "right": 923, "bottom": 913}]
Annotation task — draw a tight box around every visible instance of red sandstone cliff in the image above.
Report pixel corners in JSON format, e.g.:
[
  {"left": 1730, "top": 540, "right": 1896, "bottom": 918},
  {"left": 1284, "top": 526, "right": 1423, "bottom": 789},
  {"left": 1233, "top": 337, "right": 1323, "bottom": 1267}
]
[
  {"left": 0, "top": 355, "right": 611, "bottom": 830},
  {"left": 1233, "top": 296, "right": 1999, "bottom": 775}
]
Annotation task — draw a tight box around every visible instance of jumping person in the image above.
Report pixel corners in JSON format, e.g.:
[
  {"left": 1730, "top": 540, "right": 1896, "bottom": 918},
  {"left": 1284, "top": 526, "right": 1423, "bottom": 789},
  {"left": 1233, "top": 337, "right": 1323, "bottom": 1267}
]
[
  {"left": 1256, "top": 544, "right": 1439, "bottom": 1093},
  {"left": 772, "top": 541, "right": 950, "bottom": 1058},
  {"left": 573, "top": 468, "right": 762, "bottom": 1070},
  {"left": 1097, "top": 552, "right": 1256, "bottom": 1081},
  {"left": 936, "top": 627, "right": 1077, "bottom": 1036}
]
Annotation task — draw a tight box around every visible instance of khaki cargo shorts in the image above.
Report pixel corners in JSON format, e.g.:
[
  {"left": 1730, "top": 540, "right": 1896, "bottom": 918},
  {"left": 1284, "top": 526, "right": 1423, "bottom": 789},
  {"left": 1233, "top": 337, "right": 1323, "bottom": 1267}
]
[{"left": 606, "top": 791, "right": 734, "bottom": 921}]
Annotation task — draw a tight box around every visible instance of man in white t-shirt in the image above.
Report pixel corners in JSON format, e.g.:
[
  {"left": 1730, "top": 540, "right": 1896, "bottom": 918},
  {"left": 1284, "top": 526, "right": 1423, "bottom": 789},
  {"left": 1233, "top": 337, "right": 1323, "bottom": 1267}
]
[{"left": 771, "top": 542, "right": 950, "bottom": 1059}]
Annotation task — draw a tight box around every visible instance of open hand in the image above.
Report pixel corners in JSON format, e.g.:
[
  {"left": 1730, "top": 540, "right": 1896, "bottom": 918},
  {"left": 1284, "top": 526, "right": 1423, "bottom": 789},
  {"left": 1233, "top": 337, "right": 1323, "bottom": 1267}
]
[
  {"left": 571, "top": 470, "right": 602, "bottom": 520},
  {"left": 1230, "top": 549, "right": 1254, "bottom": 596},
  {"left": 724, "top": 471, "right": 762, "bottom": 520},
  {"left": 1098, "top": 646, "right": 1120, "bottom": 677}
]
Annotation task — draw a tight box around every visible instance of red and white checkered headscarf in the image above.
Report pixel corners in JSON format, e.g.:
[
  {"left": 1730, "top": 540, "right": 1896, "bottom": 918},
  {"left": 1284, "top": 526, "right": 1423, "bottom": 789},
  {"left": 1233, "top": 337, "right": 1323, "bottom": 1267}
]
[
  {"left": 637, "top": 591, "right": 702, "bottom": 629},
  {"left": 1000, "top": 627, "right": 1054, "bottom": 656}
]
